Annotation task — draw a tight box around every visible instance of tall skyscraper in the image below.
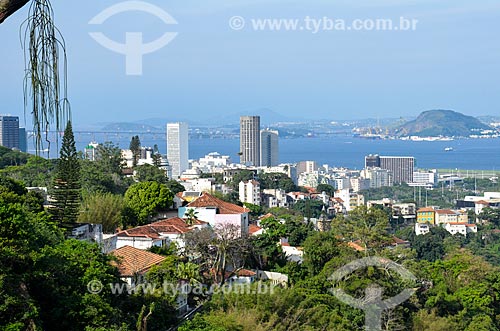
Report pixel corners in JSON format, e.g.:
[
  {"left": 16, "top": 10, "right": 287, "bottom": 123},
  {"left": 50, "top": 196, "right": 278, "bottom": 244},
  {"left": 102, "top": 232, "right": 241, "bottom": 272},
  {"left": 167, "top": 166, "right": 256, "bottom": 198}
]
[
  {"left": 240, "top": 116, "right": 260, "bottom": 166},
  {"left": 166, "top": 122, "right": 189, "bottom": 179},
  {"left": 365, "top": 154, "right": 414, "bottom": 184},
  {"left": 18, "top": 128, "right": 27, "bottom": 152},
  {"left": 260, "top": 129, "right": 279, "bottom": 167},
  {"left": 0, "top": 116, "right": 20, "bottom": 149}
]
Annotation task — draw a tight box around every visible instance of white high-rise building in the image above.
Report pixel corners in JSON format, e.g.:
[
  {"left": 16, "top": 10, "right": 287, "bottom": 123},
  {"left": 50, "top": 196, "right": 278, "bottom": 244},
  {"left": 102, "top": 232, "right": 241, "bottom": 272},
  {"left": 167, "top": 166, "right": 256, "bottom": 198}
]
[
  {"left": 240, "top": 116, "right": 260, "bottom": 166},
  {"left": 167, "top": 122, "right": 189, "bottom": 179},
  {"left": 260, "top": 129, "right": 279, "bottom": 167}
]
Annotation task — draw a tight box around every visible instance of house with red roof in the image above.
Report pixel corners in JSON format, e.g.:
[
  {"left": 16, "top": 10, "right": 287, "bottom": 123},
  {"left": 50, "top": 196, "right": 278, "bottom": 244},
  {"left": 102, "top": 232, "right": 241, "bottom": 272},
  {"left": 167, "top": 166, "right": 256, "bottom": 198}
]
[
  {"left": 110, "top": 246, "right": 189, "bottom": 313},
  {"left": 111, "top": 245, "right": 166, "bottom": 285},
  {"left": 179, "top": 192, "right": 250, "bottom": 236},
  {"left": 114, "top": 217, "right": 208, "bottom": 251}
]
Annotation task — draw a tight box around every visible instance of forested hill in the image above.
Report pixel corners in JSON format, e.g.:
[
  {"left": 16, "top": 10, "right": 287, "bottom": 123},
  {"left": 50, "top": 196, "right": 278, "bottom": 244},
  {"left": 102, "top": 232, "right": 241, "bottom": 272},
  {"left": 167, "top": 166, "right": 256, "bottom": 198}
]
[{"left": 395, "top": 109, "right": 491, "bottom": 137}]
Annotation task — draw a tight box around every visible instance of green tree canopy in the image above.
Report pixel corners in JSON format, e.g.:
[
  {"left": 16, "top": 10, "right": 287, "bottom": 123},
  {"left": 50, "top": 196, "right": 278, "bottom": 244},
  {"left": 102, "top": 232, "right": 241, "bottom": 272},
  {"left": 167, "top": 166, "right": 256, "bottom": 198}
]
[
  {"left": 135, "top": 164, "right": 167, "bottom": 184},
  {"left": 316, "top": 183, "right": 336, "bottom": 196},
  {"left": 78, "top": 192, "right": 125, "bottom": 233},
  {"left": 259, "top": 172, "right": 297, "bottom": 192},
  {"left": 124, "top": 181, "right": 174, "bottom": 225}
]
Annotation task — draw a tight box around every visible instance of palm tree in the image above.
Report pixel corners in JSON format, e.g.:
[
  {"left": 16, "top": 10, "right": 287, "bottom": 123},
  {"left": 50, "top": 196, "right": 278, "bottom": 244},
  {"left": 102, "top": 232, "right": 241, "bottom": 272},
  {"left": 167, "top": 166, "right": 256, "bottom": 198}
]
[
  {"left": 184, "top": 208, "right": 199, "bottom": 226},
  {"left": 175, "top": 262, "right": 200, "bottom": 285}
]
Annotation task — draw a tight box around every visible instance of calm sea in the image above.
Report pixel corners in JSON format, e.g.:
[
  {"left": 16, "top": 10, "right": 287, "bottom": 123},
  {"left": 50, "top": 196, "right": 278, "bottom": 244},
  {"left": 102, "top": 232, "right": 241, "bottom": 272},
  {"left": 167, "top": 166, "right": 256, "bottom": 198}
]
[{"left": 32, "top": 133, "right": 500, "bottom": 171}]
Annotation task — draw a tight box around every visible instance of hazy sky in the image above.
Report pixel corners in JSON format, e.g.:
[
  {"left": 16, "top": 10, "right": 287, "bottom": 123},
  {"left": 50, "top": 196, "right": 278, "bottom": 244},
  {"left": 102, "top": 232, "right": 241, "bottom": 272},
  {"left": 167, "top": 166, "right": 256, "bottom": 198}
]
[{"left": 1, "top": 0, "right": 500, "bottom": 128}]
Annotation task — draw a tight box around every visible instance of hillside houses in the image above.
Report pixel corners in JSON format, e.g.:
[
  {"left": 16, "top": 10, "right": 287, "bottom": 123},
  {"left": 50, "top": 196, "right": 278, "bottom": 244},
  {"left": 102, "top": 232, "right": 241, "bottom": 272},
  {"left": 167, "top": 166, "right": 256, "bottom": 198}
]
[{"left": 180, "top": 192, "right": 250, "bottom": 236}]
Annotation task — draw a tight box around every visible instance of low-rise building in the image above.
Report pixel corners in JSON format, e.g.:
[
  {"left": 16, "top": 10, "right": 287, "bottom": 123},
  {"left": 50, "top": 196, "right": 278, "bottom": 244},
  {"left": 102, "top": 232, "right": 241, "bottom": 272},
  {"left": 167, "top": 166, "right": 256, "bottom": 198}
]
[
  {"left": 262, "top": 188, "right": 291, "bottom": 208},
  {"left": 417, "top": 207, "right": 436, "bottom": 225},
  {"left": 445, "top": 222, "right": 478, "bottom": 236},
  {"left": 415, "top": 222, "right": 431, "bottom": 236},
  {"left": 115, "top": 217, "right": 207, "bottom": 251},
  {"left": 180, "top": 192, "right": 250, "bottom": 237},
  {"left": 435, "top": 209, "right": 468, "bottom": 225}
]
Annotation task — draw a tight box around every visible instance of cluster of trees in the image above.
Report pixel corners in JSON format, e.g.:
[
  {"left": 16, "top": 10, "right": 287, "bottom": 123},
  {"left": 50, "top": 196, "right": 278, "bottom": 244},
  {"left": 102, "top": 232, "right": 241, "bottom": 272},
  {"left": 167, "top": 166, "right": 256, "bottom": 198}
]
[
  {"left": 0, "top": 174, "right": 185, "bottom": 330},
  {"left": 179, "top": 205, "right": 500, "bottom": 331}
]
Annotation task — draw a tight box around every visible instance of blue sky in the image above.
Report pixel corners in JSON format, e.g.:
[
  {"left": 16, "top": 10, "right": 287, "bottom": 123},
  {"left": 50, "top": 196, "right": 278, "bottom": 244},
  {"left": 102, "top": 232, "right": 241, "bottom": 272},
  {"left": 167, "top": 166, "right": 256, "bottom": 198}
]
[{"left": 1, "top": 0, "right": 500, "bottom": 128}]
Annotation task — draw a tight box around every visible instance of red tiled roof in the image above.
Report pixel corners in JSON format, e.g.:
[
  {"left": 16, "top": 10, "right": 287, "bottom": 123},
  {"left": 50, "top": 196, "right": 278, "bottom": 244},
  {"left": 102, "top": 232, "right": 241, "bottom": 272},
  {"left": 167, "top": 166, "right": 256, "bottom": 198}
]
[
  {"left": 248, "top": 224, "right": 262, "bottom": 235},
  {"left": 436, "top": 209, "right": 457, "bottom": 215},
  {"left": 418, "top": 207, "right": 435, "bottom": 212},
  {"left": 187, "top": 192, "right": 248, "bottom": 214},
  {"left": 235, "top": 269, "right": 256, "bottom": 277},
  {"left": 447, "top": 222, "right": 470, "bottom": 226},
  {"left": 258, "top": 213, "right": 274, "bottom": 220},
  {"left": 111, "top": 246, "right": 165, "bottom": 277},
  {"left": 116, "top": 217, "right": 205, "bottom": 238},
  {"left": 476, "top": 200, "right": 490, "bottom": 205}
]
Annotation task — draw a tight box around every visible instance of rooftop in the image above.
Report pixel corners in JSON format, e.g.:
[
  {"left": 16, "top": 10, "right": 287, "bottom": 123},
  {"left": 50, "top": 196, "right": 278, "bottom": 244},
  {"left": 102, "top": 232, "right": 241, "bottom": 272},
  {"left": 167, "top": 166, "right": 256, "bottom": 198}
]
[
  {"left": 111, "top": 246, "right": 165, "bottom": 277},
  {"left": 187, "top": 192, "right": 248, "bottom": 214},
  {"left": 117, "top": 217, "right": 206, "bottom": 238}
]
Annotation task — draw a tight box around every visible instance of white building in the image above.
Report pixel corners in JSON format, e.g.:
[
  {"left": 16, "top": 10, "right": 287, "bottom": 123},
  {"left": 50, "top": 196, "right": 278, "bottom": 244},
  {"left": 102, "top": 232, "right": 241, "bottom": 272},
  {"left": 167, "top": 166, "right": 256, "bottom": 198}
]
[
  {"left": 262, "top": 188, "right": 289, "bottom": 208},
  {"left": 84, "top": 142, "right": 99, "bottom": 161},
  {"left": 415, "top": 223, "right": 430, "bottom": 236},
  {"left": 239, "top": 180, "right": 261, "bottom": 206},
  {"left": 260, "top": 129, "right": 279, "bottom": 167},
  {"left": 181, "top": 192, "right": 250, "bottom": 237},
  {"left": 114, "top": 217, "right": 207, "bottom": 251},
  {"left": 411, "top": 169, "right": 438, "bottom": 187},
  {"left": 167, "top": 122, "right": 189, "bottom": 179},
  {"left": 298, "top": 172, "right": 319, "bottom": 188},
  {"left": 333, "top": 177, "right": 351, "bottom": 190},
  {"left": 240, "top": 116, "right": 261, "bottom": 166},
  {"left": 350, "top": 177, "right": 371, "bottom": 192},
  {"left": 445, "top": 222, "right": 477, "bottom": 236},
  {"left": 361, "top": 167, "right": 393, "bottom": 188},
  {"left": 191, "top": 152, "right": 231, "bottom": 173}
]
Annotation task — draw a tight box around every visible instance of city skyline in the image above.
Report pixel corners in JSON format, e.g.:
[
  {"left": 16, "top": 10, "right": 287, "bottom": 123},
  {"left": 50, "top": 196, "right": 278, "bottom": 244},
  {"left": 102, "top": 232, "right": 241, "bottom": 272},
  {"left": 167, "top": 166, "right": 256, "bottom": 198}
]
[{"left": 2, "top": 1, "right": 500, "bottom": 127}]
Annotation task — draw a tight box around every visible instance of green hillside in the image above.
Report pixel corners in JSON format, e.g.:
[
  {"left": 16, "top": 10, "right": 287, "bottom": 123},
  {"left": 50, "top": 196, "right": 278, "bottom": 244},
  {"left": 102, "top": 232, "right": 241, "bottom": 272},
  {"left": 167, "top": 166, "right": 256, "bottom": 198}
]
[{"left": 395, "top": 109, "right": 492, "bottom": 137}]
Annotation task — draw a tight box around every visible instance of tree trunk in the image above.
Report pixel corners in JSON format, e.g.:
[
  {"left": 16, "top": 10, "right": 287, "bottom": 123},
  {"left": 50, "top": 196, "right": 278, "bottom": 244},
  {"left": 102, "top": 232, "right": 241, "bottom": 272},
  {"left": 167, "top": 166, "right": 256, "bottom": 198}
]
[{"left": 0, "top": 0, "right": 30, "bottom": 24}]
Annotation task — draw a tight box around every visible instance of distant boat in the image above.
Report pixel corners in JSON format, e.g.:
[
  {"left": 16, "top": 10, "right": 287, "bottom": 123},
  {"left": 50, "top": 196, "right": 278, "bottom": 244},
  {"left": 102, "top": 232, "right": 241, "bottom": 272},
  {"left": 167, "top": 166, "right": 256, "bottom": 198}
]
[{"left": 444, "top": 147, "right": 454, "bottom": 152}]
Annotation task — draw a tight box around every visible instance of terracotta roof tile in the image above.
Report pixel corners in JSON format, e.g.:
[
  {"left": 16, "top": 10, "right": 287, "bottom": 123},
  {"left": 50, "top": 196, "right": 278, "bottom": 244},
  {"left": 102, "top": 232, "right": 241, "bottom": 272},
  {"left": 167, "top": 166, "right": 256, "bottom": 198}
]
[
  {"left": 187, "top": 192, "right": 248, "bottom": 214},
  {"left": 235, "top": 269, "right": 256, "bottom": 277},
  {"left": 111, "top": 246, "right": 165, "bottom": 277},
  {"left": 258, "top": 213, "right": 274, "bottom": 220},
  {"left": 418, "top": 207, "right": 435, "bottom": 212},
  {"left": 436, "top": 209, "right": 457, "bottom": 215},
  {"left": 116, "top": 217, "right": 205, "bottom": 238},
  {"left": 248, "top": 224, "right": 262, "bottom": 235}
]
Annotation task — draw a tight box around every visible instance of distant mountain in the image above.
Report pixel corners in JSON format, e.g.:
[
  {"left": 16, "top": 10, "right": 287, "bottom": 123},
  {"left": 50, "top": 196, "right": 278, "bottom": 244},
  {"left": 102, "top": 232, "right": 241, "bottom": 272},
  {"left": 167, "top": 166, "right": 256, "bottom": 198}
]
[
  {"left": 100, "top": 122, "right": 162, "bottom": 132},
  {"left": 395, "top": 110, "right": 492, "bottom": 137}
]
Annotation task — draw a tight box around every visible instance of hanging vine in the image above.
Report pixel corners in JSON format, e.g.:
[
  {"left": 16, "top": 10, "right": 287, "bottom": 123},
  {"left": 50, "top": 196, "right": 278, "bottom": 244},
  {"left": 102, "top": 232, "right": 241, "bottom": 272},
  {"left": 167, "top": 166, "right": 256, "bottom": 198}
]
[{"left": 22, "top": 0, "right": 69, "bottom": 156}]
